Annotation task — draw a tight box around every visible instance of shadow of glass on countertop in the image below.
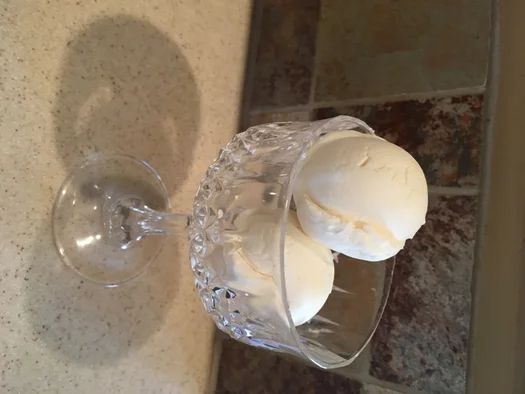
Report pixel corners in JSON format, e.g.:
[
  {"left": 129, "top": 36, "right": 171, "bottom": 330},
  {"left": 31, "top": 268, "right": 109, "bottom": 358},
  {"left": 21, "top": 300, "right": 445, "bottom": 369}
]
[
  {"left": 53, "top": 14, "right": 200, "bottom": 197},
  {"left": 23, "top": 218, "right": 181, "bottom": 366},
  {"left": 23, "top": 14, "right": 200, "bottom": 366}
]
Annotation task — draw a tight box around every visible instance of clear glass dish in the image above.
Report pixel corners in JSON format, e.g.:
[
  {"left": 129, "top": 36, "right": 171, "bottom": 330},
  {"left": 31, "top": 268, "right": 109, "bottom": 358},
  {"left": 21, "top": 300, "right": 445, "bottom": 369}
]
[{"left": 53, "top": 115, "right": 395, "bottom": 369}]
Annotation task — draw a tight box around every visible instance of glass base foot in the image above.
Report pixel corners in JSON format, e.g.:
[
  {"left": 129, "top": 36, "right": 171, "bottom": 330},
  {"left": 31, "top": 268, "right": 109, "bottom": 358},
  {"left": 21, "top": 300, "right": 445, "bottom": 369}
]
[{"left": 52, "top": 155, "right": 170, "bottom": 286}]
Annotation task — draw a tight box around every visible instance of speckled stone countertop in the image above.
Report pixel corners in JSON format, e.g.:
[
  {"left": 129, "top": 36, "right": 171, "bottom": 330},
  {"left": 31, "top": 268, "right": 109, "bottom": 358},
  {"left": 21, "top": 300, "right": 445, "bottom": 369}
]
[{"left": 0, "top": 1, "right": 250, "bottom": 393}]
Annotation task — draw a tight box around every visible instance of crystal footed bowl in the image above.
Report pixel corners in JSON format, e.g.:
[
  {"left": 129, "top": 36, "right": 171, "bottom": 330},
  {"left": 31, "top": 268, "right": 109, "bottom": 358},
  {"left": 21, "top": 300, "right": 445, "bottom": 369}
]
[
  {"left": 53, "top": 115, "right": 394, "bottom": 368},
  {"left": 188, "top": 116, "right": 395, "bottom": 369}
]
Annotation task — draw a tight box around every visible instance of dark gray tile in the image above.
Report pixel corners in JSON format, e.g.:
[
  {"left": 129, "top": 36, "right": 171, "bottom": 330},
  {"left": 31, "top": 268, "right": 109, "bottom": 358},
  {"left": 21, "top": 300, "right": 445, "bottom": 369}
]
[
  {"left": 315, "top": 95, "right": 484, "bottom": 187},
  {"left": 251, "top": 0, "right": 320, "bottom": 108},
  {"left": 216, "top": 339, "right": 362, "bottom": 394},
  {"left": 370, "top": 195, "right": 478, "bottom": 393},
  {"left": 315, "top": 0, "right": 490, "bottom": 101}
]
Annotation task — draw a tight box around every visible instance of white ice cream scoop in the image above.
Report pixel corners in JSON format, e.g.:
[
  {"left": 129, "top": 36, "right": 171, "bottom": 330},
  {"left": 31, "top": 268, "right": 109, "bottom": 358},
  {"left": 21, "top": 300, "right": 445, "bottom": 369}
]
[
  {"left": 293, "top": 130, "right": 428, "bottom": 262},
  {"left": 224, "top": 211, "right": 334, "bottom": 326}
]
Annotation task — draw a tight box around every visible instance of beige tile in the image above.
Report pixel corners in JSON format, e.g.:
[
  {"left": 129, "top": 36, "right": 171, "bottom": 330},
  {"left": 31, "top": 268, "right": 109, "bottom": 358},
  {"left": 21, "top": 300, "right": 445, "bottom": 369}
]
[
  {"left": 250, "top": 0, "right": 320, "bottom": 107},
  {"left": 315, "top": 0, "right": 491, "bottom": 100}
]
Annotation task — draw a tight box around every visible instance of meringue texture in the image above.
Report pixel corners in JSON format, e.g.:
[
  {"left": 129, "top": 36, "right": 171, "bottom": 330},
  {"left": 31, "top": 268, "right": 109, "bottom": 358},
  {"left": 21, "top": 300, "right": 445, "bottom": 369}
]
[
  {"left": 293, "top": 130, "right": 428, "bottom": 262},
  {"left": 224, "top": 211, "right": 334, "bottom": 326}
]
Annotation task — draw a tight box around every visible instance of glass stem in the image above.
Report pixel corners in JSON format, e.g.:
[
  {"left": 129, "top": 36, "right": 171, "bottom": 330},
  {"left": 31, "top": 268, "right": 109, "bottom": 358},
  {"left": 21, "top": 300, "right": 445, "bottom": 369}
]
[{"left": 104, "top": 196, "right": 189, "bottom": 249}]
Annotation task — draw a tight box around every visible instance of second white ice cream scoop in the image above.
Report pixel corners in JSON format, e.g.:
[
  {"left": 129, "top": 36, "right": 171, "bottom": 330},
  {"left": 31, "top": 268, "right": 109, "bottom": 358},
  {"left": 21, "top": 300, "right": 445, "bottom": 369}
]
[
  {"left": 224, "top": 211, "right": 334, "bottom": 326},
  {"left": 293, "top": 130, "right": 428, "bottom": 262}
]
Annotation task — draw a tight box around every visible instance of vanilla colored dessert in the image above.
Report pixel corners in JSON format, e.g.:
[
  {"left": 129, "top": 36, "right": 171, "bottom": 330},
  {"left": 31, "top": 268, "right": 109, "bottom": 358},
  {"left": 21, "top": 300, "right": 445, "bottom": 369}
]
[
  {"left": 293, "top": 130, "right": 428, "bottom": 262},
  {"left": 223, "top": 129, "right": 427, "bottom": 328},
  {"left": 224, "top": 211, "right": 334, "bottom": 326}
]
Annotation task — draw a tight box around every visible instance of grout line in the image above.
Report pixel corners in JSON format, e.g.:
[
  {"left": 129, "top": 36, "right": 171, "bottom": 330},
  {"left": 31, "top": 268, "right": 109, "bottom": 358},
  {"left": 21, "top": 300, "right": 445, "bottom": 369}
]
[
  {"left": 335, "top": 367, "right": 426, "bottom": 394},
  {"left": 428, "top": 185, "right": 479, "bottom": 196},
  {"left": 238, "top": 0, "right": 264, "bottom": 131},
  {"left": 251, "top": 103, "right": 313, "bottom": 115},
  {"left": 332, "top": 346, "right": 423, "bottom": 394},
  {"left": 467, "top": 1, "right": 506, "bottom": 391},
  {"left": 311, "top": 86, "right": 486, "bottom": 108},
  {"left": 308, "top": 79, "right": 318, "bottom": 110},
  {"left": 360, "top": 378, "right": 427, "bottom": 394},
  {"left": 307, "top": 4, "right": 321, "bottom": 107},
  {"left": 206, "top": 330, "right": 225, "bottom": 394},
  {"left": 307, "top": 56, "right": 319, "bottom": 109},
  {"left": 251, "top": 85, "right": 486, "bottom": 115}
]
